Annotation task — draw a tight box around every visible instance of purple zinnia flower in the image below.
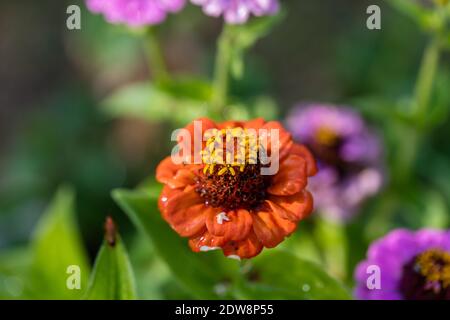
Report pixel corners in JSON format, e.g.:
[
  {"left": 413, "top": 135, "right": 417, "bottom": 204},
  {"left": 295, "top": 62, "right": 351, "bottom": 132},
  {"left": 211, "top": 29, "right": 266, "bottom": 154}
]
[
  {"left": 287, "top": 104, "right": 384, "bottom": 222},
  {"left": 355, "top": 229, "right": 450, "bottom": 300},
  {"left": 190, "top": 0, "right": 279, "bottom": 24},
  {"left": 86, "top": 0, "right": 186, "bottom": 27}
]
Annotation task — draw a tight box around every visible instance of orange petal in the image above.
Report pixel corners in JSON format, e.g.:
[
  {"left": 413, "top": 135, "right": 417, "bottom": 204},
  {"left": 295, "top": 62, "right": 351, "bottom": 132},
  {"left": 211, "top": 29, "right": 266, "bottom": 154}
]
[
  {"left": 253, "top": 209, "right": 297, "bottom": 248},
  {"left": 266, "top": 190, "right": 314, "bottom": 222},
  {"left": 206, "top": 209, "right": 253, "bottom": 242},
  {"left": 158, "top": 185, "right": 181, "bottom": 212},
  {"left": 290, "top": 144, "right": 317, "bottom": 176},
  {"left": 244, "top": 118, "right": 265, "bottom": 130},
  {"left": 162, "top": 186, "right": 207, "bottom": 237},
  {"left": 168, "top": 169, "right": 196, "bottom": 189},
  {"left": 222, "top": 231, "right": 263, "bottom": 259},
  {"left": 218, "top": 120, "right": 244, "bottom": 129},
  {"left": 260, "top": 121, "right": 293, "bottom": 160},
  {"left": 267, "top": 154, "right": 307, "bottom": 196},
  {"left": 156, "top": 157, "right": 199, "bottom": 189},
  {"left": 156, "top": 156, "right": 181, "bottom": 185},
  {"left": 188, "top": 230, "right": 227, "bottom": 252}
]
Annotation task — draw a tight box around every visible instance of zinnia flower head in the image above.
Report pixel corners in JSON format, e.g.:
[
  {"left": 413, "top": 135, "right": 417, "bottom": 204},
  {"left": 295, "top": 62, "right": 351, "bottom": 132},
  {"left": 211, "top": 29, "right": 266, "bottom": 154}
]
[
  {"left": 86, "top": 0, "right": 186, "bottom": 26},
  {"left": 287, "top": 104, "right": 384, "bottom": 222},
  {"left": 355, "top": 229, "right": 450, "bottom": 300},
  {"left": 190, "top": 0, "right": 279, "bottom": 24},
  {"left": 156, "top": 118, "right": 317, "bottom": 259}
]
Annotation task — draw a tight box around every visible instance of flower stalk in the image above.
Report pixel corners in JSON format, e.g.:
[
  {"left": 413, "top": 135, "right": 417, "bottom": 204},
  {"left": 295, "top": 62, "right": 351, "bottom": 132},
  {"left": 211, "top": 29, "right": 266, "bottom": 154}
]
[
  {"left": 145, "top": 28, "right": 170, "bottom": 83},
  {"left": 412, "top": 35, "right": 441, "bottom": 121},
  {"left": 211, "top": 25, "right": 234, "bottom": 118}
]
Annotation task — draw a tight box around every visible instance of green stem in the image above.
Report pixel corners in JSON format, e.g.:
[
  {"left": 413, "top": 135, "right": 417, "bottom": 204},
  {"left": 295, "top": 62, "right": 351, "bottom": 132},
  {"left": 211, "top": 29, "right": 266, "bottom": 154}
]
[
  {"left": 211, "top": 25, "right": 233, "bottom": 118},
  {"left": 412, "top": 36, "right": 441, "bottom": 120},
  {"left": 145, "top": 28, "right": 169, "bottom": 83},
  {"left": 397, "top": 35, "right": 442, "bottom": 181}
]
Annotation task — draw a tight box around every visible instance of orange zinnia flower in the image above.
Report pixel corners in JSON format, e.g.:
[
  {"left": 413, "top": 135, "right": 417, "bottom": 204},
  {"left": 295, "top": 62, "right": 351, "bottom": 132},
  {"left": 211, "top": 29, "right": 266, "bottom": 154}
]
[{"left": 156, "top": 118, "right": 317, "bottom": 259}]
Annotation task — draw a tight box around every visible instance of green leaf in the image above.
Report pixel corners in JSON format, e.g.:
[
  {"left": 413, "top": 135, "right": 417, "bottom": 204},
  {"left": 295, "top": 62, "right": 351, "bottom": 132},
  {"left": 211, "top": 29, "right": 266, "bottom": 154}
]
[
  {"left": 102, "top": 82, "right": 172, "bottom": 121},
  {"left": 234, "top": 250, "right": 352, "bottom": 300},
  {"left": 158, "top": 77, "right": 213, "bottom": 101},
  {"left": 0, "top": 248, "right": 31, "bottom": 299},
  {"left": 387, "top": 0, "right": 436, "bottom": 30},
  {"left": 84, "top": 232, "right": 137, "bottom": 300},
  {"left": 277, "top": 224, "right": 322, "bottom": 266},
  {"left": 421, "top": 190, "right": 449, "bottom": 229},
  {"left": 102, "top": 79, "right": 212, "bottom": 125},
  {"left": 112, "top": 186, "right": 239, "bottom": 299},
  {"left": 314, "top": 217, "right": 348, "bottom": 280},
  {"left": 28, "top": 186, "right": 90, "bottom": 299}
]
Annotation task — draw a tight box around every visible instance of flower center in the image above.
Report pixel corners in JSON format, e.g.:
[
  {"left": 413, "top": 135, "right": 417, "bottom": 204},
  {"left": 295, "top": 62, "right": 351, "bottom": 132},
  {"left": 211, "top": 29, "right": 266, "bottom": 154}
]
[
  {"left": 315, "top": 127, "right": 339, "bottom": 147},
  {"left": 194, "top": 127, "right": 271, "bottom": 211},
  {"left": 399, "top": 249, "right": 450, "bottom": 300},
  {"left": 308, "top": 126, "right": 364, "bottom": 179}
]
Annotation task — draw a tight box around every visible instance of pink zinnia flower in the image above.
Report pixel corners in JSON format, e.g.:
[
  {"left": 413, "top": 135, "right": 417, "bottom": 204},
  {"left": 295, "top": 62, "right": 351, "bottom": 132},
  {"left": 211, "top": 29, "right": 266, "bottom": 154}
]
[
  {"left": 355, "top": 229, "right": 450, "bottom": 300},
  {"left": 190, "top": 0, "right": 279, "bottom": 24},
  {"left": 86, "top": 0, "right": 186, "bottom": 27}
]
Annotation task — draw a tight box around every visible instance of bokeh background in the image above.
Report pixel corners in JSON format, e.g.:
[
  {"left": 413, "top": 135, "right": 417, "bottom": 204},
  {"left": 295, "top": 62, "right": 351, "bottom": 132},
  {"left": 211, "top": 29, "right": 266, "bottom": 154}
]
[{"left": 1, "top": 0, "right": 449, "bottom": 299}]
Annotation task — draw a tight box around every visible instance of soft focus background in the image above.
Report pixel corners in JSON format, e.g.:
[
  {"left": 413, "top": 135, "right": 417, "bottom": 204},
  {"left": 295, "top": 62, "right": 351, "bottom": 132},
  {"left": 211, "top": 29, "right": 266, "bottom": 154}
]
[{"left": 0, "top": 0, "right": 449, "bottom": 299}]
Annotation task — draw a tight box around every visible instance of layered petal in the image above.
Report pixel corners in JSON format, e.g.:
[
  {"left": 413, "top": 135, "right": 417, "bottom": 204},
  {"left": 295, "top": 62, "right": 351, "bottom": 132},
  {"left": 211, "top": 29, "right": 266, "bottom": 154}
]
[
  {"left": 289, "top": 143, "right": 318, "bottom": 176},
  {"left": 252, "top": 209, "right": 296, "bottom": 248},
  {"left": 222, "top": 231, "right": 263, "bottom": 259},
  {"left": 162, "top": 186, "right": 207, "bottom": 237},
  {"left": 266, "top": 190, "right": 314, "bottom": 222},
  {"left": 206, "top": 209, "right": 253, "bottom": 241},
  {"left": 259, "top": 120, "right": 293, "bottom": 161},
  {"left": 267, "top": 154, "right": 307, "bottom": 196},
  {"left": 156, "top": 156, "right": 197, "bottom": 189},
  {"left": 189, "top": 230, "right": 227, "bottom": 252}
]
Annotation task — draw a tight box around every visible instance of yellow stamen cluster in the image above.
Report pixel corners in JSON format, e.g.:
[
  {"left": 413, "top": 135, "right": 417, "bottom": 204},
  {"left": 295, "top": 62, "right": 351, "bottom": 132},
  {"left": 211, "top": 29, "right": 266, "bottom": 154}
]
[
  {"left": 416, "top": 249, "right": 450, "bottom": 288},
  {"left": 315, "top": 127, "right": 339, "bottom": 146},
  {"left": 201, "top": 127, "right": 259, "bottom": 176}
]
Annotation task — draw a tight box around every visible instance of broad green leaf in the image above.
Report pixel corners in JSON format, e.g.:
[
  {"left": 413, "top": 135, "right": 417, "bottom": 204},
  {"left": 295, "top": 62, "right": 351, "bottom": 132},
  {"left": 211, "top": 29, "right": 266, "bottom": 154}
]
[
  {"left": 128, "top": 234, "right": 177, "bottom": 299},
  {"left": 28, "top": 186, "right": 89, "bottom": 299},
  {"left": 421, "top": 190, "right": 449, "bottom": 228},
  {"left": 84, "top": 229, "right": 137, "bottom": 300},
  {"left": 314, "top": 217, "right": 348, "bottom": 280},
  {"left": 234, "top": 250, "right": 352, "bottom": 300},
  {"left": 102, "top": 82, "right": 172, "bottom": 121},
  {"left": 277, "top": 224, "right": 322, "bottom": 266},
  {"left": 102, "top": 79, "right": 212, "bottom": 125},
  {"left": 112, "top": 187, "right": 239, "bottom": 299},
  {"left": 158, "top": 77, "right": 213, "bottom": 101},
  {"left": 0, "top": 248, "right": 31, "bottom": 299}
]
